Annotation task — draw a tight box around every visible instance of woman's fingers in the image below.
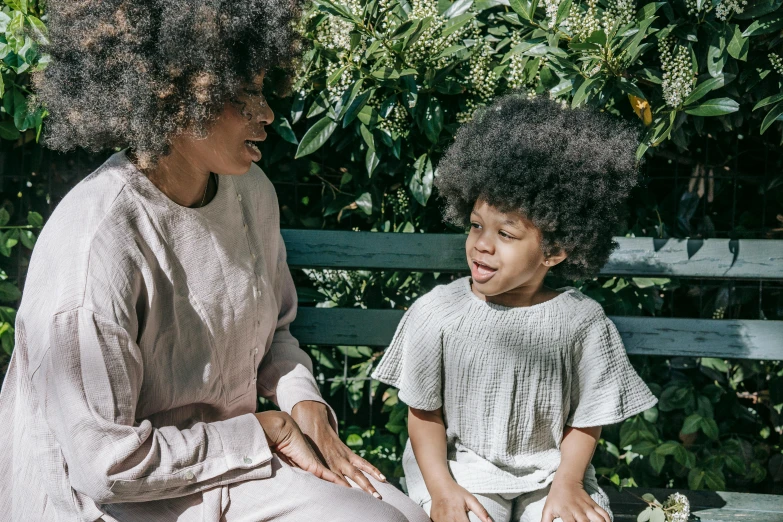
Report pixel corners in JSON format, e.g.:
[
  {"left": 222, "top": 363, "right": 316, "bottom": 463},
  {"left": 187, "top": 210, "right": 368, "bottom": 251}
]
[
  {"left": 465, "top": 494, "right": 493, "bottom": 522},
  {"left": 352, "top": 455, "right": 387, "bottom": 482},
  {"left": 344, "top": 466, "right": 382, "bottom": 499},
  {"left": 314, "top": 462, "right": 351, "bottom": 487}
]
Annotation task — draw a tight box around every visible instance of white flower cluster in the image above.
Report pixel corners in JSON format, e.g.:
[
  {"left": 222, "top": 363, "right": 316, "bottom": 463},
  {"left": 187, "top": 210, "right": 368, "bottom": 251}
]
[
  {"left": 378, "top": 101, "right": 408, "bottom": 136},
  {"left": 406, "top": 0, "right": 468, "bottom": 68},
  {"left": 544, "top": 0, "right": 562, "bottom": 29},
  {"left": 659, "top": 38, "right": 693, "bottom": 107},
  {"left": 506, "top": 31, "right": 527, "bottom": 90},
  {"left": 684, "top": 0, "right": 747, "bottom": 20},
  {"left": 568, "top": 0, "right": 600, "bottom": 40},
  {"left": 314, "top": 0, "right": 363, "bottom": 97},
  {"left": 663, "top": 492, "right": 690, "bottom": 522},
  {"left": 770, "top": 52, "right": 783, "bottom": 76},
  {"left": 388, "top": 188, "right": 410, "bottom": 215},
  {"left": 603, "top": 0, "right": 635, "bottom": 30},
  {"left": 715, "top": 0, "right": 748, "bottom": 20},
  {"left": 457, "top": 37, "right": 500, "bottom": 122}
]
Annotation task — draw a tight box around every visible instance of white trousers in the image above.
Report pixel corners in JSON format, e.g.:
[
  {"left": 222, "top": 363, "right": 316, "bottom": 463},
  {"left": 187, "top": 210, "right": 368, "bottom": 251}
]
[{"left": 100, "top": 456, "right": 430, "bottom": 522}]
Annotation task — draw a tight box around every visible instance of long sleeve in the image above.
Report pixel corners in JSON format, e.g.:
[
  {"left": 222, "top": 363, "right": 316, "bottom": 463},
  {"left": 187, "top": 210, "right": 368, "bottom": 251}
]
[
  {"left": 31, "top": 307, "right": 274, "bottom": 504},
  {"left": 256, "top": 235, "right": 337, "bottom": 429}
]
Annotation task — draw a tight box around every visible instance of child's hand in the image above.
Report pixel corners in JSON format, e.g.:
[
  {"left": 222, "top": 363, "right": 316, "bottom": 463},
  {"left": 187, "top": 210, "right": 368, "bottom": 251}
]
[
  {"left": 541, "top": 479, "right": 610, "bottom": 522},
  {"left": 430, "top": 482, "right": 493, "bottom": 522}
]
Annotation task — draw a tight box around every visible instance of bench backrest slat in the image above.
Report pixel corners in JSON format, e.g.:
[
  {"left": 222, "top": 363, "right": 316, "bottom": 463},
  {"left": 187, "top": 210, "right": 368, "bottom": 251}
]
[
  {"left": 283, "top": 230, "right": 783, "bottom": 280},
  {"left": 290, "top": 308, "right": 783, "bottom": 360}
]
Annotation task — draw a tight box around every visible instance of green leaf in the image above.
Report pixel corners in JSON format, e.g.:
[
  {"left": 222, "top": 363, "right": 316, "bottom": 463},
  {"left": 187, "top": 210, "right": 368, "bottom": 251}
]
[
  {"left": 0, "top": 281, "right": 20, "bottom": 302},
  {"left": 294, "top": 116, "right": 338, "bottom": 158},
  {"left": 19, "top": 229, "right": 35, "bottom": 249},
  {"left": 650, "top": 507, "right": 665, "bottom": 522},
  {"left": 754, "top": 93, "right": 783, "bottom": 111},
  {"left": 706, "top": 31, "right": 727, "bottom": 77},
  {"left": 742, "top": 11, "right": 783, "bottom": 36},
  {"left": 342, "top": 89, "right": 374, "bottom": 127},
  {"left": 0, "top": 209, "right": 8, "bottom": 227},
  {"left": 442, "top": 12, "right": 476, "bottom": 37},
  {"left": 390, "top": 19, "right": 420, "bottom": 41},
  {"left": 371, "top": 67, "right": 400, "bottom": 80},
  {"left": 355, "top": 192, "right": 373, "bottom": 215},
  {"left": 684, "top": 97, "right": 739, "bottom": 116},
  {"left": 270, "top": 116, "right": 299, "bottom": 145},
  {"left": 4, "top": 0, "right": 27, "bottom": 14},
  {"left": 760, "top": 101, "right": 783, "bottom": 134},
  {"left": 555, "top": 0, "right": 572, "bottom": 26},
  {"left": 409, "top": 154, "right": 434, "bottom": 206},
  {"left": 636, "top": 2, "right": 665, "bottom": 21},
  {"left": 655, "top": 441, "right": 681, "bottom": 456},
  {"left": 345, "top": 433, "right": 363, "bottom": 447},
  {"left": 637, "top": 507, "right": 652, "bottom": 522},
  {"left": 701, "top": 417, "right": 719, "bottom": 440},
  {"left": 422, "top": 97, "right": 443, "bottom": 143},
  {"left": 649, "top": 446, "right": 666, "bottom": 475},
  {"left": 365, "top": 147, "right": 379, "bottom": 177},
  {"left": 727, "top": 24, "right": 748, "bottom": 61},
  {"left": 27, "top": 211, "right": 43, "bottom": 227},
  {"left": 442, "top": 0, "right": 473, "bottom": 18},
  {"left": 508, "top": 0, "right": 538, "bottom": 21},
  {"left": 688, "top": 468, "right": 705, "bottom": 490},
  {"left": 703, "top": 469, "right": 726, "bottom": 490},
  {"left": 683, "top": 76, "right": 727, "bottom": 106},
  {"left": 571, "top": 77, "right": 597, "bottom": 107},
  {"left": 681, "top": 413, "right": 703, "bottom": 434}
]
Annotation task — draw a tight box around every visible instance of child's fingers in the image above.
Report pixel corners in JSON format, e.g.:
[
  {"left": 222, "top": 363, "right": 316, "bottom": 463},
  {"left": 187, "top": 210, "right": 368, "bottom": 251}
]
[
  {"left": 540, "top": 507, "right": 558, "bottom": 522},
  {"left": 465, "top": 495, "right": 493, "bottom": 522}
]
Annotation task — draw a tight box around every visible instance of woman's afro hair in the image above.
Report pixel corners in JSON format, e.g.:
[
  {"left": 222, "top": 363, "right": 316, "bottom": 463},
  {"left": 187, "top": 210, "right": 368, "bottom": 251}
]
[
  {"left": 435, "top": 94, "right": 640, "bottom": 280},
  {"left": 33, "top": 0, "right": 305, "bottom": 167}
]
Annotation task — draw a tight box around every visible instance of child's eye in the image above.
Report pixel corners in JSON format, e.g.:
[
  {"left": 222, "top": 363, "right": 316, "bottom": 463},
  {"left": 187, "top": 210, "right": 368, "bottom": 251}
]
[
  {"left": 470, "top": 222, "right": 482, "bottom": 230},
  {"left": 499, "top": 230, "right": 518, "bottom": 240}
]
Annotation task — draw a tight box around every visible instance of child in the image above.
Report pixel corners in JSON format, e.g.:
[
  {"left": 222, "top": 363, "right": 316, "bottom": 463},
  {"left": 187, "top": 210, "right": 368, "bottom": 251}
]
[{"left": 371, "top": 95, "right": 657, "bottom": 522}]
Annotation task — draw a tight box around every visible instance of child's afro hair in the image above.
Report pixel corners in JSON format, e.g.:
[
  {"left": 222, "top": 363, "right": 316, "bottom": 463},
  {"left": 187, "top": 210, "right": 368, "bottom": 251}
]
[
  {"left": 435, "top": 94, "right": 640, "bottom": 280},
  {"left": 33, "top": 0, "right": 304, "bottom": 168}
]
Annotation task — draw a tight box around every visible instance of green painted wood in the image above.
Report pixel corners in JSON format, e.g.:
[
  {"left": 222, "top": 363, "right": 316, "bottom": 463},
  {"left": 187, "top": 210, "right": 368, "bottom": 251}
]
[
  {"left": 607, "top": 487, "right": 783, "bottom": 522},
  {"left": 282, "top": 230, "right": 783, "bottom": 280},
  {"left": 291, "top": 308, "right": 783, "bottom": 360}
]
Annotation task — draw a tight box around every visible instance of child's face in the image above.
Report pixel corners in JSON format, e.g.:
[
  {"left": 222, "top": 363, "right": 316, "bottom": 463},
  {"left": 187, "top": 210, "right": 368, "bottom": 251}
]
[{"left": 465, "top": 200, "right": 553, "bottom": 298}]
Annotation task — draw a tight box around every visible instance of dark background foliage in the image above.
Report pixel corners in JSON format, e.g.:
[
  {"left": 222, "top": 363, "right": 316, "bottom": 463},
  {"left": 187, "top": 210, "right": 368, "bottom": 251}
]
[{"left": 0, "top": 0, "right": 781, "bottom": 496}]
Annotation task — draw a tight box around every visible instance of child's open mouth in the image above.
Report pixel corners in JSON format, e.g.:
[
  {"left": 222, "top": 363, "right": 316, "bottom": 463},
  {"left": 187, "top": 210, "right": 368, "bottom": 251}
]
[{"left": 471, "top": 260, "right": 497, "bottom": 284}]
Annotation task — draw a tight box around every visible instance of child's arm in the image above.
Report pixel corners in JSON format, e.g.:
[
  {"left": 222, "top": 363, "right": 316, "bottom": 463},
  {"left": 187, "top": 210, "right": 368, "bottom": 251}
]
[
  {"left": 409, "top": 407, "right": 492, "bottom": 522},
  {"left": 541, "top": 426, "right": 610, "bottom": 522}
]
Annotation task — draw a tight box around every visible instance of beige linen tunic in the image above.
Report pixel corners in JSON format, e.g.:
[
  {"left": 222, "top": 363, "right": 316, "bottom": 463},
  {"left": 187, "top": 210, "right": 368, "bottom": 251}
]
[
  {"left": 0, "top": 151, "right": 336, "bottom": 521},
  {"left": 372, "top": 277, "right": 658, "bottom": 506}
]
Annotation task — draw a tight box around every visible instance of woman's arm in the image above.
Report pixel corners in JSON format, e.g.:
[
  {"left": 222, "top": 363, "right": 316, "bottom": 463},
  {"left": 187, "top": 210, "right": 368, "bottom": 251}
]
[
  {"left": 409, "top": 407, "right": 491, "bottom": 522},
  {"left": 541, "top": 426, "right": 610, "bottom": 522}
]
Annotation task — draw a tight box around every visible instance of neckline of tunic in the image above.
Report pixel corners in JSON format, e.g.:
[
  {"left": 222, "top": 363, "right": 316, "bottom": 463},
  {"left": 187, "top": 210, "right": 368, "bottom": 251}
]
[
  {"left": 459, "top": 277, "right": 576, "bottom": 313},
  {"left": 115, "top": 149, "right": 233, "bottom": 218}
]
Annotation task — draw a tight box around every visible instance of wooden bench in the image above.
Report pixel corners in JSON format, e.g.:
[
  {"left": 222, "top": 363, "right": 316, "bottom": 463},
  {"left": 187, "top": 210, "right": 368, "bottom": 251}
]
[{"left": 284, "top": 230, "right": 783, "bottom": 522}]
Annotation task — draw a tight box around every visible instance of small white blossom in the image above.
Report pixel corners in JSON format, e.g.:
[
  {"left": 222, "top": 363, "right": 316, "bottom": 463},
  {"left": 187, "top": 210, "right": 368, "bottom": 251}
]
[
  {"left": 659, "top": 38, "right": 694, "bottom": 107},
  {"left": 770, "top": 52, "right": 783, "bottom": 76},
  {"left": 663, "top": 492, "right": 690, "bottom": 522}
]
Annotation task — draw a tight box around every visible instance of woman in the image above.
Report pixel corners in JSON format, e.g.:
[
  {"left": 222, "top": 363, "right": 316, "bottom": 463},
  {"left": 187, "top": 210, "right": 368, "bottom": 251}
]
[{"left": 0, "top": 1, "right": 429, "bottom": 521}]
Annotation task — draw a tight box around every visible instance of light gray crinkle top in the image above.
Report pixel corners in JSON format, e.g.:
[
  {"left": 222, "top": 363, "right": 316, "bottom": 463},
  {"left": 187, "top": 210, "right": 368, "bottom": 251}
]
[
  {"left": 372, "top": 277, "right": 657, "bottom": 502},
  {"left": 0, "top": 151, "right": 335, "bottom": 521}
]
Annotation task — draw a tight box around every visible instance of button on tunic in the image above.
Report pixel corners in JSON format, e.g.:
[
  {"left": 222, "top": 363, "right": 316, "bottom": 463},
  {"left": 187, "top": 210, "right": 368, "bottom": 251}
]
[{"left": 0, "top": 151, "right": 335, "bottom": 521}]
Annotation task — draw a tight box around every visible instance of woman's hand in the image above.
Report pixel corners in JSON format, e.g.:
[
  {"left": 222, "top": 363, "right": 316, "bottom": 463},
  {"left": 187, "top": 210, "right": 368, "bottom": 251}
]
[
  {"left": 254, "top": 411, "right": 344, "bottom": 486},
  {"left": 430, "top": 481, "right": 492, "bottom": 522},
  {"left": 541, "top": 479, "right": 610, "bottom": 522},
  {"left": 291, "top": 400, "right": 387, "bottom": 498}
]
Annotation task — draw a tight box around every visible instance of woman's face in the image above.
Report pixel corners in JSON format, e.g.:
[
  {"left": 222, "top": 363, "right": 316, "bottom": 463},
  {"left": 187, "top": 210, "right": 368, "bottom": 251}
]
[{"left": 180, "top": 72, "right": 275, "bottom": 176}]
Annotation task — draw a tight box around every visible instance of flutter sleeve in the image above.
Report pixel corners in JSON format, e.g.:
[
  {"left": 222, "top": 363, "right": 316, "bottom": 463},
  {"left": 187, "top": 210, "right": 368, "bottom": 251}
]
[
  {"left": 371, "top": 294, "right": 443, "bottom": 411},
  {"left": 567, "top": 305, "right": 658, "bottom": 428}
]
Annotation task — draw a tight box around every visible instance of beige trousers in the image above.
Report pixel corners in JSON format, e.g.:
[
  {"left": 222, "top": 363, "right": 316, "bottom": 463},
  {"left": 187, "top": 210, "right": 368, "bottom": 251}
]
[{"left": 100, "top": 456, "right": 430, "bottom": 522}]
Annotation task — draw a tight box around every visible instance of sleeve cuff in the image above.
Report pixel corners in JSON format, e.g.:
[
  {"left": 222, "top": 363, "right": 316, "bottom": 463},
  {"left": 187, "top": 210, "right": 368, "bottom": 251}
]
[
  {"left": 274, "top": 365, "right": 339, "bottom": 431},
  {"left": 212, "top": 413, "right": 274, "bottom": 476}
]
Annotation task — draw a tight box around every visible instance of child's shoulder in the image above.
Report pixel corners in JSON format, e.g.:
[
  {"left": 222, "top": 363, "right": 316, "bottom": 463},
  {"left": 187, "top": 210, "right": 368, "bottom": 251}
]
[
  {"left": 556, "top": 287, "right": 610, "bottom": 325},
  {"left": 402, "top": 277, "right": 471, "bottom": 322}
]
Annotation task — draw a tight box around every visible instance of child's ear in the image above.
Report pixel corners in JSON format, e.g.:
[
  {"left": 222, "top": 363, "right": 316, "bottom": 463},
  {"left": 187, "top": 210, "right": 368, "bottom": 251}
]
[{"left": 543, "top": 249, "right": 568, "bottom": 267}]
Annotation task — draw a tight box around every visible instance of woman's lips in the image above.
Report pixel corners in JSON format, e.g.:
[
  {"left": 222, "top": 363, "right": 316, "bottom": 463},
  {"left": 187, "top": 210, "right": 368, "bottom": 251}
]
[{"left": 471, "top": 260, "right": 497, "bottom": 284}]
